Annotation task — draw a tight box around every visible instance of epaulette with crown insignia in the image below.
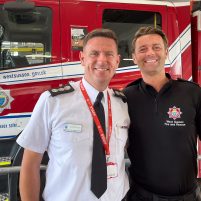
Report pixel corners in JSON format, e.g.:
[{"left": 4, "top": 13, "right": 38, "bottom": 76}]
[
  {"left": 49, "top": 83, "right": 74, "bottom": 97},
  {"left": 177, "top": 78, "right": 199, "bottom": 87},
  {"left": 113, "top": 89, "right": 127, "bottom": 103}
]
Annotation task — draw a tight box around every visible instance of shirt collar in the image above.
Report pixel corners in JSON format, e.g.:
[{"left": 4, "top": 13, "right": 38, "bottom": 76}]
[
  {"left": 82, "top": 78, "right": 107, "bottom": 103},
  {"left": 140, "top": 73, "right": 172, "bottom": 96}
]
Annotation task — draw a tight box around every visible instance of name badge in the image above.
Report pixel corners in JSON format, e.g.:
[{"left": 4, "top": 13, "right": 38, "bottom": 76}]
[
  {"left": 63, "top": 123, "right": 82, "bottom": 133},
  {"left": 107, "top": 161, "right": 118, "bottom": 179}
]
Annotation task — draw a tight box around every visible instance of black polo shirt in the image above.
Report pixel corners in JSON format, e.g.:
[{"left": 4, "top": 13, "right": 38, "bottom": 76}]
[{"left": 124, "top": 75, "right": 201, "bottom": 196}]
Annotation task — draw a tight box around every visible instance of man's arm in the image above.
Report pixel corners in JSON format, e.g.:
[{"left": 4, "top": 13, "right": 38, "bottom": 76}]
[{"left": 19, "top": 149, "right": 43, "bottom": 201}]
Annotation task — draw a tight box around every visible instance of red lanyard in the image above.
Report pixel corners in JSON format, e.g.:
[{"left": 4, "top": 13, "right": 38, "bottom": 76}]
[{"left": 80, "top": 81, "right": 112, "bottom": 155}]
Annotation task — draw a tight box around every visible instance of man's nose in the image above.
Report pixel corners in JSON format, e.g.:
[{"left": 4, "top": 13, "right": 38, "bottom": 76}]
[
  {"left": 97, "top": 53, "right": 107, "bottom": 62},
  {"left": 146, "top": 47, "right": 155, "bottom": 55}
]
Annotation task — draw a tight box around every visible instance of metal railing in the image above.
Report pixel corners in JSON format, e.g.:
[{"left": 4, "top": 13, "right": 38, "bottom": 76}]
[
  {"left": 1, "top": 155, "right": 201, "bottom": 175},
  {"left": 0, "top": 165, "right": 46, "bottom": 175}
]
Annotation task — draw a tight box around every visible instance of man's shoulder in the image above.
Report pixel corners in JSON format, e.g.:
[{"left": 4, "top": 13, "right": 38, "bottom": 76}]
[
  {"left": 123, "top": 78, "right": 142, "bottom": 94},
  {"left": 111, "top": 88, "right": 127, "bottom": 103},
  {"left": 126, "top": 78, "right": 142, "bottom": 88},
  {"left": 177, "top": 78, "right": 199, "bottom": 87},
  {"left": 176, "top": 78, "right": 200, "bottom": 90}
]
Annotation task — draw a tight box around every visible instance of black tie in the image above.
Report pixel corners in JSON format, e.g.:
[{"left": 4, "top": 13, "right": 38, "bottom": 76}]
[{"left": 91, "top": 92, "right": 107, "bottom": 198}]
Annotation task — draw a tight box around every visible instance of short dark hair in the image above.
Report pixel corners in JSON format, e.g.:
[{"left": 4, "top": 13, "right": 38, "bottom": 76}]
[
  {"left": 132, "top": 26, "right": 168, "bottom": 53},
  {"left": 83, "top": 28, "right": 118, "bottom": 50}
]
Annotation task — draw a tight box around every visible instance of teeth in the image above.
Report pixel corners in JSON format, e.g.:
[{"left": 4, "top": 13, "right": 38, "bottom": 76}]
[
  {"left": 95, "top": 68, "right": 108, "bottom": 71},
  {"left": 145, "top": 59, "right": 157, "bottom": 63}
]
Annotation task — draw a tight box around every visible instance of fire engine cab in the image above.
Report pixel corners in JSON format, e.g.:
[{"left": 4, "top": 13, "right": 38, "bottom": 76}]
[{"left": 0, "top": 0, "right": 200, "bottom": 200}]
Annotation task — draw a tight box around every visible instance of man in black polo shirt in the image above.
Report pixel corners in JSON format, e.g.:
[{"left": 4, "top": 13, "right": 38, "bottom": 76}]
[{"left": 124, "top": 26, "right": 201, "bottom": 201}]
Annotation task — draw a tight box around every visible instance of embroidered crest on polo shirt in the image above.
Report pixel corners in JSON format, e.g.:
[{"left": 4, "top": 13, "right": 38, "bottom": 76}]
[
  {"left": 167, "top": 106, "right": 182, "bottom": 120},
  {"left": 164, "top": 106, "right": 186, "bottom": 127}
]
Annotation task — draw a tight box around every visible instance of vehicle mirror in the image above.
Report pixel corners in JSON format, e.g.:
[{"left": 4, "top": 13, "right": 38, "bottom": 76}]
[{"left": 0, "top": 25, "right": 4, "bottom": 40}]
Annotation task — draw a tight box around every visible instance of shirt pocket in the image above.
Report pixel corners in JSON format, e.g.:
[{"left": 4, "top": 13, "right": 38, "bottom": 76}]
[
  {"left": 114, "top": 122, "right": 129, "bottom": 155},
  {"left": 50, "top": 123, "right": 91, "bottom": 166}
]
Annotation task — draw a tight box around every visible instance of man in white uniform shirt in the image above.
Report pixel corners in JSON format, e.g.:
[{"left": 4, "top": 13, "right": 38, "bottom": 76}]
[{"left": 17, "top": 28, "right": 130, "bottom": 201}]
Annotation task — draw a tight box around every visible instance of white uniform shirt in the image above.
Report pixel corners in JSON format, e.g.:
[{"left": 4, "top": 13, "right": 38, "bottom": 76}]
[{"left": 17, "top": 78, "right": 130, "bottom": 201}]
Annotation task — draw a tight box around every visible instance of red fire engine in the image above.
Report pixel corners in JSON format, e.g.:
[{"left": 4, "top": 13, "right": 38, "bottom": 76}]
[{"left": 0, "top": 0, "right": 200, "bottom": 200}]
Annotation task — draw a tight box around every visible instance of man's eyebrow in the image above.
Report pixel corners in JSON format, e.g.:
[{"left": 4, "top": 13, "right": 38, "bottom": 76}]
[
  {"left": 151, "top": 43, "right": 163, "bottom": 46},
  {"left": 138, "top": 45, "right": 147, "bottom": 49}
]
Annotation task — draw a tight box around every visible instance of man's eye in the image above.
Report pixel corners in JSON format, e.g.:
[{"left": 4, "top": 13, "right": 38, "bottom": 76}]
[
  {"left": 153, "top": 46, "right": 162, "bottom": 51},
  {"left": 138, "top": 48, "right": 146, "bottom": 53},
  {"left": 90, "top": 52, "right": 98, "bottom": 56},
  {"left": 106, "top": 52, "right": 114, "bottom": 57}
]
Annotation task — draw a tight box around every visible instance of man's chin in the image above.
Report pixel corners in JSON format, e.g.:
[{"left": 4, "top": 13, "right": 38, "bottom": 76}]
[{"left": 96, "top": 78, "right": 110, "bottom": 86}]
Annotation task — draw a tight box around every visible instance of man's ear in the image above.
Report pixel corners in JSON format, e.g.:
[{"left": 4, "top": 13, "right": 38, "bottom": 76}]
[
  {"left": 79, "top": 51, "right": 85, "bottom": 65},
  {"left": 116, "top": 54, "right": 121, "bottom": 68},
  {"left": 165, "top": 48, "right": 169, "bottom": 59},
  {"left": 132, "top": 53, "right": 137, "bottom": 64}
]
